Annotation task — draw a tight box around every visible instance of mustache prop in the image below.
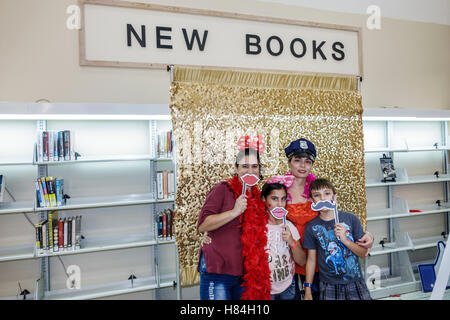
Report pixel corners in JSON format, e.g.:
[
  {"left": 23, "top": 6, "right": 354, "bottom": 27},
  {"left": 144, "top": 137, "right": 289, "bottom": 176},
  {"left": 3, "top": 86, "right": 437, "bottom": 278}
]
[{"left": 311, "top": 199, "right": 340, "bottom": 226}]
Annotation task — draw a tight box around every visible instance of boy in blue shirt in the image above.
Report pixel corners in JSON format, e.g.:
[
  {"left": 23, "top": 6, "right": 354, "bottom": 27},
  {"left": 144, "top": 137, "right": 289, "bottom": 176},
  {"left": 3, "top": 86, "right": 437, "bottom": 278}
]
[{"left": 303, "top": 178, "right": 371, "bottom": 300}]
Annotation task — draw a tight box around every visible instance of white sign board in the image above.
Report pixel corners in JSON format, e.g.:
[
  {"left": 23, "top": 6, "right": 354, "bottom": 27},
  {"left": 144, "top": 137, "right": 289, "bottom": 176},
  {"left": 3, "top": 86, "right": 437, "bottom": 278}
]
[{"left": 80, "top": 0, "right": 362, "bottom": 76}]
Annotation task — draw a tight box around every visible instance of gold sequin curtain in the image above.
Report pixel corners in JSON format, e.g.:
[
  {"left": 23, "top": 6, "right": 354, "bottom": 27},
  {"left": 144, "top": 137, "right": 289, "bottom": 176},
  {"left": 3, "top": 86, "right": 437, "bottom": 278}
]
[{"left": 170, "top": 67, "right": 366, "bottom": 286}]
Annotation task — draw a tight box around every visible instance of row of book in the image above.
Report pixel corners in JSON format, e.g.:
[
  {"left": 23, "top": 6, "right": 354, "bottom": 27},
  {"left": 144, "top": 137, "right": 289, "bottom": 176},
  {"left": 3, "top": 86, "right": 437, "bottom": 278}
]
[
  {"left": 156, "top": 130, "right": 173, "bottom": 157},
  {"left": 35, "top": 213, "right": 82, "bottom": 255},
  {"left": 35, "top": 177, "right": 66, "bottom": 208},
  {"left": 156, "top": 170, "right": 175, "bottom": 200},
  {"left": 0, "top": 174, "right": 4, "bottom": 202},
  {"left": 36, "top": 130, "right": 74, "bottom": 162},
  {"left": 157, "top": 209, "right": 175, "bottom": 239}
]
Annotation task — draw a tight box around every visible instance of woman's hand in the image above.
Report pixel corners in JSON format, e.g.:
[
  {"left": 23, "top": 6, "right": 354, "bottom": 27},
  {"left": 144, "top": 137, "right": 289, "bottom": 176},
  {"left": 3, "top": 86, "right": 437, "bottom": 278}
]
[
  {"left": 232, "top": 194, "right": 248, "bottom": 217},
  {"left": 356, "top": 232, "right": 374, "bottom": 257},
  {"left": 200, "top": 234, "right": 212, "bottom": 247}
]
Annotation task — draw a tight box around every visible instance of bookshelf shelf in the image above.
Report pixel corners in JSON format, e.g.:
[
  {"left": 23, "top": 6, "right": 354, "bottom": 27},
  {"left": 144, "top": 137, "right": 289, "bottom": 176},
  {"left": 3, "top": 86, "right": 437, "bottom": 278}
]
[
  {"left": 364, "top": 146, "right": 450, "bottom": 153},
  {"left": 0, "top": 103, "right": 180, "bottom": 300},
  {"left": 363, "top": 115, "right": 450, "bottom": 299},
  {"left": 0, "top": 233, "right": 176, "bottom": 262},
  {"left": 33, "top": 154, "right": 173, "bottom": 165},
  {"left": 34, "top": 193, "right": 175, "bottom": 212},
  {"left": 367, "top": 202, "right": 450, "bottom": 221},
  {"left": 0, "top": 201, "right": 34, "bottom": 215},
  {"left": 365, "top": 174, "right": 450, "bottom": 188},
  {"left": 42, "top": 274, "right": 176, "bottom": 300}
]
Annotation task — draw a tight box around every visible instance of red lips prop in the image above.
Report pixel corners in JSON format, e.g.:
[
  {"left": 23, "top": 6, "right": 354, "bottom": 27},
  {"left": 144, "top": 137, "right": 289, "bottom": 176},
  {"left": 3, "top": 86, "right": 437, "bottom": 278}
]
[{"left": 240, "top": 173, "right": 260, "bottom": 195}]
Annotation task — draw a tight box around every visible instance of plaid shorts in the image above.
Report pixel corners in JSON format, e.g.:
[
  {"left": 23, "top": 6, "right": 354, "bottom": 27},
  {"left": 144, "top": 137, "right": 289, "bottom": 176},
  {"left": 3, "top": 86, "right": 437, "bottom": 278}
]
[{"left": 319, "top": 279, "right": 372, "bottom": 300}]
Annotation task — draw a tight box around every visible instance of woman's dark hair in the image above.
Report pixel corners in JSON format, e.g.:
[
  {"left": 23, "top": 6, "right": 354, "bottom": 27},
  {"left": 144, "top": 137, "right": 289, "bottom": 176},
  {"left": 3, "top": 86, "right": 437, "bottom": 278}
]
[
  {"left": 235, "top": 147, "right": 263, "bottom": 179},
  {"left": 261, "top": 182, "right": 287, "bottom": 200}
]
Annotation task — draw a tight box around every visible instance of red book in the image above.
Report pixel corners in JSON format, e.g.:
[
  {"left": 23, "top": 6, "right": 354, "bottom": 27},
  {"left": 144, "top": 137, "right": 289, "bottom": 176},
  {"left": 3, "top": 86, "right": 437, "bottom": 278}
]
[
  {"left": 163, "top": 212, "right": 167, "bottom": 239},
  {"left": 58, "top": 218, "right": 63, "bottom": 248}
]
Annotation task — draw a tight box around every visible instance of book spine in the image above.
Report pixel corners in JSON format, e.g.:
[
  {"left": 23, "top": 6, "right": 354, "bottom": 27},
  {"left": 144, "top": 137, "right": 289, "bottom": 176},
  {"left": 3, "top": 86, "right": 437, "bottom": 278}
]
[
  {"left": 47, "top": 177, "right": 57, "bottom": 207},
  {"left": 58, "top": 131, "right": 64, "bottom": 161},
  {"left": 163, "top": 171, "right": 168, "bottom": 199},
  {"left": 53, "top": 130, "right": 58, "bottom": 161},
  {"left": 158, "top": 213, "right": 163, "bottom": 239},
  {"left": 48, "top": 213, "right": 53, "bottom": 252},
  {"left": 35, "top": 181, "right": 44, "bottom": 208},
  {"left": 163, "top": 211, "right": 167, "bottom": 239},
  {"left": 71, "top": 217, "right": 76, "bottom": 249},
  {"left": 157, "top": 171, "right": 163, "bottom": 199},
  {"left": 42, "top": 220, "right": 47, "bottom": 252},
  {"left": 168, "top": 171, "right": 174, "bottom": 198},
  {"left": 48, "top": 131, "right": 54, "bottom": 162},
  {"left": 35, "top": 224, "right": 41, "bottom": 254},
  {"left": 165, "top": 209, "right": 172, "bottom": 239},
  {"left": 58, "top": 218, "right": 63, "bottom": 250},
  {"left": 41, "top": 177, "right": 49, "bottom": 208},
  {"left": 55, "top": 179, "right": 62, "bottom": 207},
  {"left": 37, "top": 131, "right": 43, "bottom": 162},
  {"left": 67, "top": 217, "right": 72, "bottom": 250},
  {"left": 53, "top": 226, "right": 59, "bottom": 252},
  {"left": 63, "top": 130, "right": 70, "bottom": 161},
  {"left": 63, "top": 218, "right": 68, "bottom": 249},
  {"left": 75, "top": 216, "right": 81, "bottom": 249}
]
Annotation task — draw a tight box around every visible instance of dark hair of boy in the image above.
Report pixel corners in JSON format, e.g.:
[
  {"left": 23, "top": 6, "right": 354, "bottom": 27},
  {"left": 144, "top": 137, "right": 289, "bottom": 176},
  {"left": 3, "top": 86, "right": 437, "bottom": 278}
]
[
  {"left": 308, "top": 178, "right": 337, "bottom": 196},
  {"left": 261, "top": 182, "right": 287, "bottom": 200}
]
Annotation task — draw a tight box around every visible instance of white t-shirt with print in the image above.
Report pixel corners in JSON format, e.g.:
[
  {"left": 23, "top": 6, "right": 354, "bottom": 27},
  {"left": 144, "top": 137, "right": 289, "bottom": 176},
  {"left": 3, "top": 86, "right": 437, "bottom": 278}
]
[{"left": 265, "top": 220, "right": 300, "bottom": 295}]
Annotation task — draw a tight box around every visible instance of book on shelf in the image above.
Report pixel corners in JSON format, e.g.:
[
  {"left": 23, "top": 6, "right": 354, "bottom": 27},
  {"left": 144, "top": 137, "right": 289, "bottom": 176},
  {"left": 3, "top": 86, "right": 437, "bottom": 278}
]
[
  {"left": 156, "top": 170, "right": 175, "bottom": 200},
  {"left": 157, "top": 209, "right": 175, "bottom": 240},
  {"left": 0, "top": 174, "right": 5, "bottom": 202},
  {"left": 36, "top": 130, "right": 74, "bottom": 162},
  {"left": 157, "top": 130, "right": 173, "bottom": 158},
  {"left": 380, "top": 154, "right": 396, "bottom": 182},
  {"left": 35, "top": 177, "right": 65, "bottom": 208},
  {"left": 35, "top": 214, "right": 82, "bottom": 255}
]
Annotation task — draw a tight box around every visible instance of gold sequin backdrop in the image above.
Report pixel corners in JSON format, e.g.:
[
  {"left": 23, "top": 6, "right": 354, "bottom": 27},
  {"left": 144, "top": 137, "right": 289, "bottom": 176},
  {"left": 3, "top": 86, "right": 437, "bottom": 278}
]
[{"left": 170, "top": 66, "right": 367, "bottom": 286}]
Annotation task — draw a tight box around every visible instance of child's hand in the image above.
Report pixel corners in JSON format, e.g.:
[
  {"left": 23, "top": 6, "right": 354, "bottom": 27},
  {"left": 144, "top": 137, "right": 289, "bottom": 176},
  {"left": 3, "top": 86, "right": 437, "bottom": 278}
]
[
  {"left": 334, "top": 223, "right": 348, "bottom": 242},
  {"left": 282, "top": 226, "right": 295, "bottom": 247}
]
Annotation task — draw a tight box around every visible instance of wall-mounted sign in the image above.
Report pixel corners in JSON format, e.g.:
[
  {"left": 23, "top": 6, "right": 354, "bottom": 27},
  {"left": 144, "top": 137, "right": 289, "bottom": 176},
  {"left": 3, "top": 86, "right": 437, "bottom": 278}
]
[{"left": 79, "top": 0, "right": 363, "bottom": 76}]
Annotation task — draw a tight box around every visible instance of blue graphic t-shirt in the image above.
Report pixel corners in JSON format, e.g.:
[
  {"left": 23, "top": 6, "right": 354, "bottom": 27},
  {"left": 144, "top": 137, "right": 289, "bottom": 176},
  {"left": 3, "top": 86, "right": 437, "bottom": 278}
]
[{"left": 303, "top": 211, "right": 365, "bottom": 285}]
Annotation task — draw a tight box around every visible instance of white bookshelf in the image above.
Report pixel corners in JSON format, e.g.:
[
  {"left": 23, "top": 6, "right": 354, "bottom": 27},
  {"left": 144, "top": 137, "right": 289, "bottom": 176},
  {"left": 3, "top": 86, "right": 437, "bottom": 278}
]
[
  {"left": 363, "top": 109, "right": 450, "bottom": 299},
  {"left": 0, "top": 102, "right": 180, "bottom": 300}
]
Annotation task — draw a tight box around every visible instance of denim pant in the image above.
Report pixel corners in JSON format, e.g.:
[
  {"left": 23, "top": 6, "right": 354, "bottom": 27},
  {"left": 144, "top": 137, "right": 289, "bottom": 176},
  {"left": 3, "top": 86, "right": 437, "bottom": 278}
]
[
  {"left": 199, "top": 253, "right": 244, "bottom": 300},
  {"left": 271, "top": 277, "right": 298, "bottom": 300}
]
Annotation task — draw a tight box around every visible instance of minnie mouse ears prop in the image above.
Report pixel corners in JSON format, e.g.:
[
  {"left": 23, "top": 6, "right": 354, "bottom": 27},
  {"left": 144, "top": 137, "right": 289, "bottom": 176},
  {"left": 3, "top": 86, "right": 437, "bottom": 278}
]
[{"left": 237, "top": 135, "right": 265, "bottom": 154}]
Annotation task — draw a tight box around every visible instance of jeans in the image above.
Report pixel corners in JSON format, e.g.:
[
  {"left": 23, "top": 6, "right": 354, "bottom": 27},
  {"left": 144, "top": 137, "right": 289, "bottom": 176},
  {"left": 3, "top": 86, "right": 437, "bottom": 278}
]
[
  {"left": 199, "top": 253, "right": 244, "bottom": 300},
  {"left": 271, "top": 277, "right": 298, "bottom": 300}
]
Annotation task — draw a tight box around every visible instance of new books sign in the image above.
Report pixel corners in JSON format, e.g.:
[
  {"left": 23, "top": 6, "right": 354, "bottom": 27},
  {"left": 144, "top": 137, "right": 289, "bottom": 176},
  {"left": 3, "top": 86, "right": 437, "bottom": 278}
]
[{"left": 80, "top": 0, "right": 362, "bottom": 76}]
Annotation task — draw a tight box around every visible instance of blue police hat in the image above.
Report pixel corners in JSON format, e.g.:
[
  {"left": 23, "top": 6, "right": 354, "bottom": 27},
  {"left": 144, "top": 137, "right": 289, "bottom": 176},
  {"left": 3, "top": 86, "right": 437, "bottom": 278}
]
[{"left": 284, "top": 138, "right": 317, "bottom": 161}]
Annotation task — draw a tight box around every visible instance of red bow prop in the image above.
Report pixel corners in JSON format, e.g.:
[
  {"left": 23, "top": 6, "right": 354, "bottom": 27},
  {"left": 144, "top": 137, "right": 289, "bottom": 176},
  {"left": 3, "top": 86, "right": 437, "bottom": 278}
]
[{"left": 237, "top": 135, "right": 265, "bottom": 153}]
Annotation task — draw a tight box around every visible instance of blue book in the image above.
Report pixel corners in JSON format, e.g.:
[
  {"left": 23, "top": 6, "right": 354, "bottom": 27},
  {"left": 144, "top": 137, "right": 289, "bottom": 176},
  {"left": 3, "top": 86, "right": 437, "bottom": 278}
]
[{"left": 55, "top": 179, "right": 64, "bottom": 207}]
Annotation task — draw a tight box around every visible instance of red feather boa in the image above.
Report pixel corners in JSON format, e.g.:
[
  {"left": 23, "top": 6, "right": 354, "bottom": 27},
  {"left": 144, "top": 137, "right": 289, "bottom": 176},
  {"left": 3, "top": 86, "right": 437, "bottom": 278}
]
[{"left": 227, "top": 175, "right": 271, "bottom": 300}]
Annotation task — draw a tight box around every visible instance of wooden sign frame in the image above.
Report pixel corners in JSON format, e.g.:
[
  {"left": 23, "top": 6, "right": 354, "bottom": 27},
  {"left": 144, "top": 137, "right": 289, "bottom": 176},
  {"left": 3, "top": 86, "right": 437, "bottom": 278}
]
[{"left": 78, "top": 0, "right": 363, "bottom": 78}]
